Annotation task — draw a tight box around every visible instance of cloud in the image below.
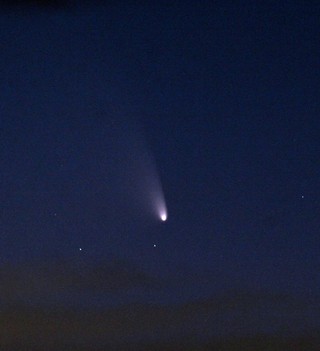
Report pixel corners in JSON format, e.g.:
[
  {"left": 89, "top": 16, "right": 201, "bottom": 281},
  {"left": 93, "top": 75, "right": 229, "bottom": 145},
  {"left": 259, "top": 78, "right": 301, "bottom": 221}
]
[
  {"left": 0, "top": 287, "right": 319, "bottom": 350},
  {"left": 0, "top": 259, "right": 158, "bottom": 303},
  {"left": 1, "top": 260, "right": 319, "bottom": 348}
]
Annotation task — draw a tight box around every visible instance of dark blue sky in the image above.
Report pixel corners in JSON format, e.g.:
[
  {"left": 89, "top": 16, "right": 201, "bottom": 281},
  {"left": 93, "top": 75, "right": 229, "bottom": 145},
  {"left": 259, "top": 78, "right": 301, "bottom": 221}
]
[{"left": 1, "top": 1, "right": 320, "bottom": 349}]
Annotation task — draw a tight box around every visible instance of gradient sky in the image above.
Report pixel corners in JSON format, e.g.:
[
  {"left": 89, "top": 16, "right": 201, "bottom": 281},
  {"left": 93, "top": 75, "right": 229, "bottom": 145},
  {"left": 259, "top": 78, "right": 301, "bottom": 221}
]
[{"left": 1, "top": 1, "right": 320, "bottom": 349}]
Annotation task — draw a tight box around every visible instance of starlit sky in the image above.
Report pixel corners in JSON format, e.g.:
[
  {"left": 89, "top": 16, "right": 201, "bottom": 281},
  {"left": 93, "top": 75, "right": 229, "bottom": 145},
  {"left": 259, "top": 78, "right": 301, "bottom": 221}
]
[{"left": 1, "top": 1, "right": 320, "bottom": 349}]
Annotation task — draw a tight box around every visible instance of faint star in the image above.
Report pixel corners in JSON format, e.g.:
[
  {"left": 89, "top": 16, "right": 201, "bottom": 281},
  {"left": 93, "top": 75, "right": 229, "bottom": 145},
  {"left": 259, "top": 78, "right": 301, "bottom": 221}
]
[
  {"left": 79, "top": 248, "right": 82, "bottom": 251},
  {"left": 301, "top": 195, "right": 304, "bottom": 199},
  {"left": 153, "top": 244, "right": 157, "bottom": 248}
]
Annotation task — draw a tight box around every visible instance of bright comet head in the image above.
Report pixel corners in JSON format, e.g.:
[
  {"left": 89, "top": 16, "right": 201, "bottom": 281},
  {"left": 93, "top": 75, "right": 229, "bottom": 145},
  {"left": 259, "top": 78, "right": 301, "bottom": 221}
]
[{"left": 160, "top": 213, "right": 167, "bottom": 221}]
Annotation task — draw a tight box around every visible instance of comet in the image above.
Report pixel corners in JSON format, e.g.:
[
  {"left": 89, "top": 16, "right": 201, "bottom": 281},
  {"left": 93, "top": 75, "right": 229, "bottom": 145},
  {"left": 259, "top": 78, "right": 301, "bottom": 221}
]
[
  {"left": 131, "top": 131, "right": 168, "bottom": 223},
  {"left": 152, "top": 174, "right": 167, "bottom": 222},
  {"left": 118, "top": 118, "right": 168, "bottom": 222},
  {"left": 143, "top": 158, "right": 168, "bottom": 223},
  {"left": 159, "top": 204, "right": 167, "bottom": 222},
  {"left": 160, "top": 213, "right": 167, "bottom": 222}
]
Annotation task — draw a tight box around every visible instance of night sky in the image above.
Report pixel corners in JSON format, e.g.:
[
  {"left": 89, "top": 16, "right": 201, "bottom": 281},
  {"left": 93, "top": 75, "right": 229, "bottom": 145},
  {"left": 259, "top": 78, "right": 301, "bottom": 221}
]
[{"left": 1, "top": 1, "right": 320, "bottom": 349}]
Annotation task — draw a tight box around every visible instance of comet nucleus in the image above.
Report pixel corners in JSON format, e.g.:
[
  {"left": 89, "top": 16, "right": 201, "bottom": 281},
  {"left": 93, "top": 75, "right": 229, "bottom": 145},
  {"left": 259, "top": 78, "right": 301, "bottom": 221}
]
[{"left": 160, "top": 213, "right": 167, "bottom": 221}]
